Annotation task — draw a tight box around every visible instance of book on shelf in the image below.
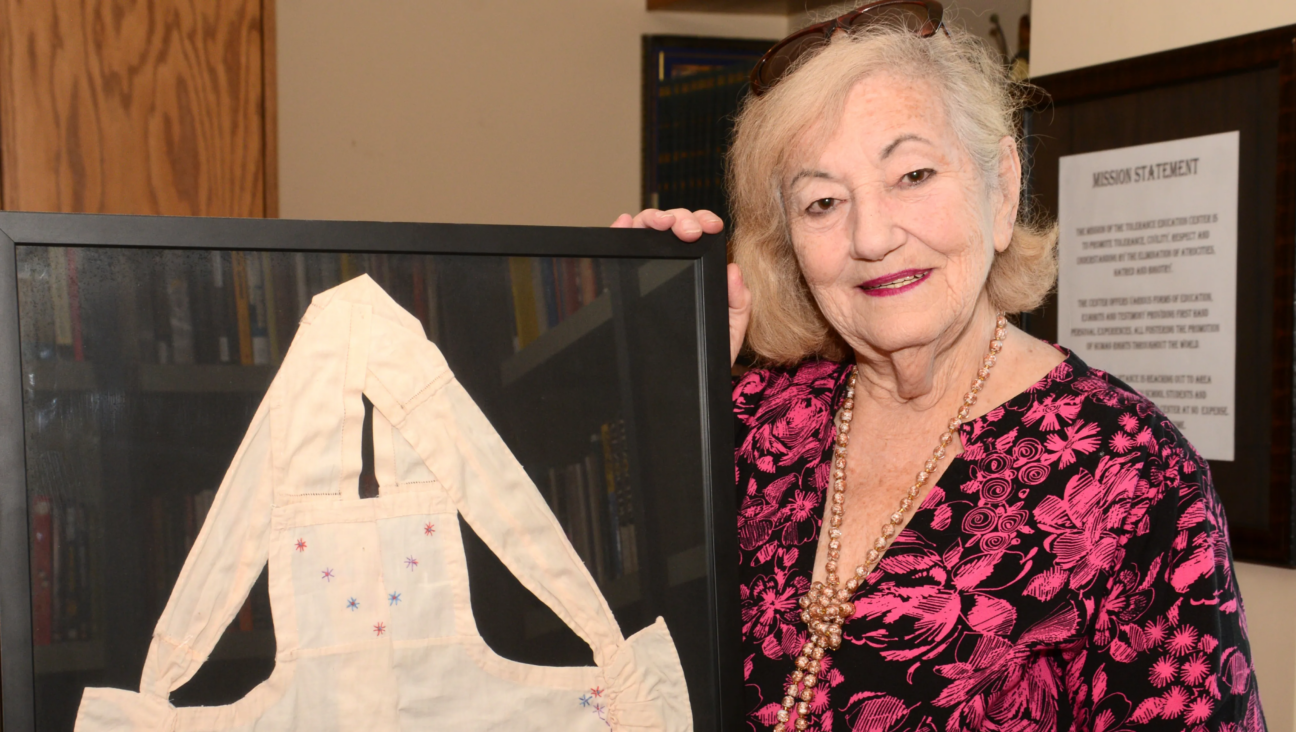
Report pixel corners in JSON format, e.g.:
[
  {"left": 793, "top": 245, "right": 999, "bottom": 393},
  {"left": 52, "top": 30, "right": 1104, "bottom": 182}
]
[
  {"left": 17, "top": 250, "right": 447, "bottom": 370},
  {"left": 29, "top": 495, "right": 100, "bottom": 646},
  {"left": 506, "top": 257, "right": 606, "bottom": 352},
  {"left": 540, "top": 418, "right": 638, "bottom": 586}
]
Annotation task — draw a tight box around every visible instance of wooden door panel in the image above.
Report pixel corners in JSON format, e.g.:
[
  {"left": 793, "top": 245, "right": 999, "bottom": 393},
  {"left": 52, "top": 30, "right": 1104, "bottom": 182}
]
[{"left": 0, "top": 0, "right": 271, "bottom": 217}]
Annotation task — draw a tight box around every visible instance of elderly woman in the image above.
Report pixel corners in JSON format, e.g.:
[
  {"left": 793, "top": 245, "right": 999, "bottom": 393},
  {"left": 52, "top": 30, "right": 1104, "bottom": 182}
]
[{"left": 615, "top": 2, "right": 1264, "bottom": 730}]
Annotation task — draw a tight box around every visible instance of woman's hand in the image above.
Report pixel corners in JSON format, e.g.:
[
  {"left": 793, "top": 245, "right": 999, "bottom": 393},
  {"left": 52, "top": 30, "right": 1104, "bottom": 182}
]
[{"left": 612, "top": 209, "right": 750, "bottom": 366}]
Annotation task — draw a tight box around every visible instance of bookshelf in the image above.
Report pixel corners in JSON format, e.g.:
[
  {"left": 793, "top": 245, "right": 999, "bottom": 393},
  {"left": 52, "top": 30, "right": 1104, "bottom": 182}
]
[{"left": 15, "top": 241, "right": 712, "bottom": 730}]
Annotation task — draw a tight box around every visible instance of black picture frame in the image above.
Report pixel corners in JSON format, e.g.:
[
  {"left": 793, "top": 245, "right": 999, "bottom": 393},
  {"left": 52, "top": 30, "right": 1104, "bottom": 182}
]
[
  {"left": 0, "top": 211, "right": 738, "bottom": 731},
  {"left": 1024, "top": 25, "right": 1296, "bottom": 565}
]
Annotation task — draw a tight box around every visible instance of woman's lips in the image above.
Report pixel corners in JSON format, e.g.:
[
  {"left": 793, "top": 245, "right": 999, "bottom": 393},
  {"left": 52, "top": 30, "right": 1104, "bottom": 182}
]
[{"left": 858, "top": 268, "right": 931, "bottom": 297}]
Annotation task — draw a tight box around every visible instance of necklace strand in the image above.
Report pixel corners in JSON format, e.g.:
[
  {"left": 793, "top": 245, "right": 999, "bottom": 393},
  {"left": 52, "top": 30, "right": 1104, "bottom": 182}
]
[{"left": 772, "top": 314, "right": 1008, "bottom": 732}]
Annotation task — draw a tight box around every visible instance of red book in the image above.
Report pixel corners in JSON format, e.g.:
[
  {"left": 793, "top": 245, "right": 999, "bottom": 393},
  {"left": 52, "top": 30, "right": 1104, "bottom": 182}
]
[{"left": 31, "top": 496, "right": 53, "bottom": 646}]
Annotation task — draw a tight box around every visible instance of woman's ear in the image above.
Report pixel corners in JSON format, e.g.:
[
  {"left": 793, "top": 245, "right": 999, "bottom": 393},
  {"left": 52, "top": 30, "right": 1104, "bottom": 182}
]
[{"left": 993, "top": 136, "right": 1022, "bottom": 253}]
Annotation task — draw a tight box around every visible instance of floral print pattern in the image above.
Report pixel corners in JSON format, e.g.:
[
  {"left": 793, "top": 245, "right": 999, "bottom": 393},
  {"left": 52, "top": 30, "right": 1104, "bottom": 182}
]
[{"left": 734, "top": 352, "right": 1265, "bottom": 731}]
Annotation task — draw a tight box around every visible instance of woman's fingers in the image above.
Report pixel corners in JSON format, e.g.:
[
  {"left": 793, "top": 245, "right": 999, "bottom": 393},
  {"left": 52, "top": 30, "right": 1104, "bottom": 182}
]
[
  {"left": 728, "top": 263, "right": 752, "bottom": 367},
  {"left": 610, "top": 209, "right": 725, "bottom": 242}
]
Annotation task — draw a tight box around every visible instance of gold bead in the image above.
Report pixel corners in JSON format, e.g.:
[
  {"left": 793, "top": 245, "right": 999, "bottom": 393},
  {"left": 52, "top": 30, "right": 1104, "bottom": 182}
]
[
  {"left": 796, "top": 717, "right": 809, "bottom": 730},
  {"left": 830, "top": 515, "right": 842, "bottom": 528},
  {"left": 800, "top": 687, "right": 813, "bottom": 701},
  {"left": 825, "top": 560, "right": 837, "bottom": 573},
  {"left": 783, "top": 695, "right": 796, "bottom": 708},
  {"left": 811, "top": 646, "right": 824, "bottom": 660},
  {"left": 899, "top": 497, "right": 913, "bottom": 511},
  {"left": 791, "top": 670, "right": 804, "bottom": 683},
  {"left": 882, "top": 524, "right": 895, "bottom": 538},
  {"left": 874, "top": 536, "right": 887, "bottom": 550},
  {"left": 797, "top": 701, "right": 809, "bottom": 716},
  {"left": 845, "top": 578, "right": 859, "bottom": 591},
  {"left": 890, "top": 512, "right": 903, "bottom": 524},
  {"left": 829, "top": 528, "right": 842, "bottom": 539},
  {"left": 801, "top": 609, "right": 812, "bottom": 623},
  {"left": 840, "top": 601, "right": 855, "bottom": 617},
  {"left": 803, "top": 674, "right": 817, "bottom": 688},
  {"left": 866, "top": 549, "right": 879, "bottom": 563},
  {"left": 907, "top": 485, "right": 920, "bottom": 498}
]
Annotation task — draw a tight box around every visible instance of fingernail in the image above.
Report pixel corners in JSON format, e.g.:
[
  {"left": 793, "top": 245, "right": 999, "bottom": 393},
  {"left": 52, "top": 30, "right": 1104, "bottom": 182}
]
[{"left": 681, "top": 222, "right": 701, "bottom": 235}]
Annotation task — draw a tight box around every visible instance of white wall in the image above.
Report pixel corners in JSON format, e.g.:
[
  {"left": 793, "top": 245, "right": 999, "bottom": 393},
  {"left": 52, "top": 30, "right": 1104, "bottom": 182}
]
[
  {"left": 1032, "top": 1, "right": 1296, "bottom": 728},
  {"left": 275, "top": 0, "right": 786, "bottom": 226},
  {"left": 1033, "top": 0, "right": 1296, "bottom": 76}
]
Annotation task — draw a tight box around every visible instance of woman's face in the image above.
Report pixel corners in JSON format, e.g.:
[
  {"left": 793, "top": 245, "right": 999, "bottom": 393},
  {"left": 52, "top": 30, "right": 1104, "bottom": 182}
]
[{"left": 784, "top": 72, "right": 1016, "bottom": 358}]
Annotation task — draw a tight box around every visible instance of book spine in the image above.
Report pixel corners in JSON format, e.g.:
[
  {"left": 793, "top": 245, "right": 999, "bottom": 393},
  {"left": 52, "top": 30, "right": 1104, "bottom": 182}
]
[
  {"left": 508, "top": 257, "right": 541, "bottom": 350},
  {"left": 540, "top": 259, "right": 559, "bottom": 329},
  {"left": 600, "top": 424, "right": 623, "bottom": 577},
  {"left": 231, "top": 252, "right": 254, "bottom": 365},
  {"left": 31, "top": 496, "right": 53, "bottom": 646},
  {"left": 529, "top": 259, "right": 549, "bottom": 338},
  {"left": 578, "top": 258, "right": 598, "bottom": 306},
  {"left": 66, "top": 249, "right": 85, "bottom": 361},
  {"left": 261, "top": 252, "right": 280, "bottom": 364},
  {"left": 294, "top": 252, "right": 310, "bottom": 320},
  {"left": 246, "top": 253, "right": 271, "bottom": 365},
  {"left": 49, "top": 247, "right": 74, "bottom": 359},
  {"left": 188, "top": 252, "right": 215, "bottom": 364},
  {"left": 212, "top": 252, "right": 234, "bottom": 363},
  {"left": 164, "top": 251, "right": 196, "bottom": 364},
  {"left": 584, "top": 451, "right": 608, "bottom": 584}
]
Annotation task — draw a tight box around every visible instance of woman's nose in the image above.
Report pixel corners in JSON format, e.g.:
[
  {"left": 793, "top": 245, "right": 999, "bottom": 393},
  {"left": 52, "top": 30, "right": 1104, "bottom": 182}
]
[{"left": 847, "top": 192, "right": 905, "bottom": 262}]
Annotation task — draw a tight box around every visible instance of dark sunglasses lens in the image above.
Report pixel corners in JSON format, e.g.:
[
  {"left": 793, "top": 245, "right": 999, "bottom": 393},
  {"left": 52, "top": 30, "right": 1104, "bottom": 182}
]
[
  {"left": 756, "top": 33, "right": 828, "bottom": 90},
  {"left": 845, "top": 3, "right": 939, "bottom": 36}
]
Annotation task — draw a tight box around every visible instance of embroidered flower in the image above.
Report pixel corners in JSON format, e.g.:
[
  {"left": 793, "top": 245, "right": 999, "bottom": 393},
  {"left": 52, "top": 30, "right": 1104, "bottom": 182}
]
[
  {"left": 1150, "top": 656, "right": 1178, "bottom": 687},
  {"left": 1169, "top": 626, "right": 1199, "bottom": 657}
]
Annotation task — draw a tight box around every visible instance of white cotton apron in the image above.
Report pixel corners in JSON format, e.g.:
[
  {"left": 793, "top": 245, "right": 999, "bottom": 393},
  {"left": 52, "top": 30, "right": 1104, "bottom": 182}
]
[{"left": 74, "top": 274, "right": 692, "bottom": 731}]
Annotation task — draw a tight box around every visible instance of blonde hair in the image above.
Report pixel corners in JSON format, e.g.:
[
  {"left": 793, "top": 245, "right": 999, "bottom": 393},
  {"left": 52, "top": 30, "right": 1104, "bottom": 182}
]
[{"left": 728, "top": 22, "right": 1058, "bottom": 366}]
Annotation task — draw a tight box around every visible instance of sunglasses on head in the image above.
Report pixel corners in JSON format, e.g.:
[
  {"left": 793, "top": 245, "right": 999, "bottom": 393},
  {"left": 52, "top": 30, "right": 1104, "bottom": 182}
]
[{"left": 749, "top": 0, "right": 945, "bottom": 97}]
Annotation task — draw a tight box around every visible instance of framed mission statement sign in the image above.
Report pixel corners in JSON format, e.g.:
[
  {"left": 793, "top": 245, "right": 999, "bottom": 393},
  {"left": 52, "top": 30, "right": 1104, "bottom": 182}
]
[
  {"left": 1025, "top": 26, "right": 1296, "bottom": 565},
  {"left": 1057, "top": 132, "right": 1239, "bottom": 462}
]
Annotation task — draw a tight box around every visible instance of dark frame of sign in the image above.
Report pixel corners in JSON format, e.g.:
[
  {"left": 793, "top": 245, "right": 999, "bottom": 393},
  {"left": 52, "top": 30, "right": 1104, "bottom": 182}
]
[
  {"left": 1024, "top": 26, "right": 1296, "bottom": 565},
  {"left": 0, "top": 212, "right": 736, "bottom": 731}
]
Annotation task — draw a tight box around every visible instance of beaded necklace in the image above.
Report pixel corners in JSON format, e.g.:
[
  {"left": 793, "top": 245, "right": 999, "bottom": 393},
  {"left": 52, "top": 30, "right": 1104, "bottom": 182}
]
[{"left": 772, "top": 313, "right": 1008, "bottom": 732}]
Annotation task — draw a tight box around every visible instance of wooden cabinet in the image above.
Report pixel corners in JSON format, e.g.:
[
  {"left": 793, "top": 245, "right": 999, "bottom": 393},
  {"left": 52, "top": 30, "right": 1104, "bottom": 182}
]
[{"left": 0, "top": 0, "right": 276, "bottom": 217}]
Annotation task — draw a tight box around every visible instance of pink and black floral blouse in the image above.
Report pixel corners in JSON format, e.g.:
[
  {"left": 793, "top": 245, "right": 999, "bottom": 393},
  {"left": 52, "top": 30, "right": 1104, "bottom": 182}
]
[{"left": 733, "top": 350, "right": 1266, "bottom": 731}]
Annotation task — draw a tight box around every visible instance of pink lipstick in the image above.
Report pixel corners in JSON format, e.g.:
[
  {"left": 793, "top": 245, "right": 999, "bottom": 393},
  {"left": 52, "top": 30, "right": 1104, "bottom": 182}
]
[{"left": 858, "top": 268, "right": 931, "bottom": 297}]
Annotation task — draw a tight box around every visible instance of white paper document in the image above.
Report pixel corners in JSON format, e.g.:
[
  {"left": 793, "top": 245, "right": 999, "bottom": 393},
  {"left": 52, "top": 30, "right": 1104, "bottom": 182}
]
[{"left": 1057, "top": 132, "right": 1238, "bottom": 461}]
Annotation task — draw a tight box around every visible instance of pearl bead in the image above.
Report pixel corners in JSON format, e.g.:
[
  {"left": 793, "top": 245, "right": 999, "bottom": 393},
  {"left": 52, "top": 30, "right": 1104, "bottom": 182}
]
[
  {"left": 873, "top": 536, "right": 887, "bottom": 550},
  {"left": 830, "top": 515, "right": 842, "bottom": 527},
  {"left": 775, "top": 722, "right": 786, "bottom": 732},
  {"left": 845, "top": 578, "right": 859, "bottom": 591},
  {"left": 899, "top": 498, "right": 913, "bottom": 511},
  {"left": 866, "top": 549, "right": 879, "bottom": 563},
  {"left": 882, "top": 524, "right": 895, "bottom": 538},
  {"left": 796, "top": 718, "right": 809, "bottom": 730},
  {"left": 829, "top": 528, "right": 842, "bottom": 539},
  {"left": 811, "top": 646, "right": 824, "bottom": 660},
  {"left": 799, "top": 595, "right": 811, "bottom": 609},
  {"left": 777, "top": 710, "right": 790, "bottom": 723},
  {"left": 800, "top": 687, "right": 813, "bottom": 701},
  {"left": 783, "top": 695, "right": 796, "bottom": 708},
  {"left": 791, "top": 670, "right": 804, "bottom": 682},
  {"left": 825, "top": 561, "right": 837, "bottom": 573},
  {"left": 890, "top": 512, "right": 903, "bottom": 524},
  {"left": 797, "top": 702, "right": 810, "bottom": 716},
  {"left": 840, "top": 601, "right": 855, "bottom": 617},
  {"left": 803, "top": 674, "right": 817, "bottom": 688}
]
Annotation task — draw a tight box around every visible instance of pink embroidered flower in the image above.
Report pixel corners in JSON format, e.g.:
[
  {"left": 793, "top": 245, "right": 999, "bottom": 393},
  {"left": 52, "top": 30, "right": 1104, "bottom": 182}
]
[
  {"left": 1161, "top": 686, "right": 1190, "bottom": 717},
  {"left": 1181, "top": 653, "right": 1211, "bottom": 686},
  {"left": 1150, "top": 656, "right": 1178, "bottom": 687},
  {"left": 1109, "top": 431, "right": 1136, "bottom": 454},
  {"left": 1186, "top": 696, "right": 1215, "bottom": 724},
  {"left": 1145, "top": 616, "right": 1171, "bottom": 646},
  {"left": 1043, "top": 421, "right": 1102, "bottom": 467},
  {"left": 1169, "top": 626, "right": 1199, "bottom": 657}
]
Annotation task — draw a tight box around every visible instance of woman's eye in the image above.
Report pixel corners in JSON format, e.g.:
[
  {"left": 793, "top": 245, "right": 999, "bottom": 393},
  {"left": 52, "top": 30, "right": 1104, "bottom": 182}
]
[
  {"left": 902, "top": 169, "right": 934, "bottom": 185},
  {"left": 807, "top": 198, "right": 836, "bottom": 213}
]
